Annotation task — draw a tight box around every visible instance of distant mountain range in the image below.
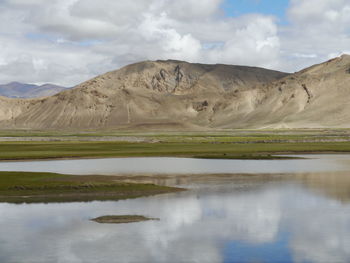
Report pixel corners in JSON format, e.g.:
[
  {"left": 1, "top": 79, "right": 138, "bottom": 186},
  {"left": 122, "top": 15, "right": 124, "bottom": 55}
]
[{"left": 0, "top": 82, "right": 68, "bottom": 98}]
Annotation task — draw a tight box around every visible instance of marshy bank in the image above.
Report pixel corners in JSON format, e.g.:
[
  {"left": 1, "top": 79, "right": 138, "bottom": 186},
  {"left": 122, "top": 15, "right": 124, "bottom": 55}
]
[{"left": 0, "top": 171, "right": 182, "bottom": 203}]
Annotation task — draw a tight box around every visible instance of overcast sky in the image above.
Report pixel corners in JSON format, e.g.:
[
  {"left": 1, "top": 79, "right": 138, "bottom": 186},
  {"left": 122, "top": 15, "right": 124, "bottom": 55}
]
[{"left": 0, "top": 0, "right": 349, "bottom": 86}]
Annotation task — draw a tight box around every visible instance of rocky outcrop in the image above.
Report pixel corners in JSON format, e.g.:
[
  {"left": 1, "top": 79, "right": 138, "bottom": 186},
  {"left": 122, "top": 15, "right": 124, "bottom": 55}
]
[{"left": 150, "top": 65, "right": 198, "bottom": 93}]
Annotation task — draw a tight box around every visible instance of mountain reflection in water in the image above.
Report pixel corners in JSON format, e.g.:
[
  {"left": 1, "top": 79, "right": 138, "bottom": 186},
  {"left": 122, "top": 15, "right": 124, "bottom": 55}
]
[{"left": 1, "top": 170, "right": 350, "bottom": 263}]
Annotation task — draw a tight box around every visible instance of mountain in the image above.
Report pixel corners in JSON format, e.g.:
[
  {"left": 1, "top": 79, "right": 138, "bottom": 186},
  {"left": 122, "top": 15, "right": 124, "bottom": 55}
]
[
  {"left": 0, "top": 60, "right": 287, "bottom": 129},
  {"left": 0, "top": 55, "right": 349, "bottom": 130},
  {"left": 242, "top": 54, "right": 350, "bottom": 128},
  {"left": 0, "top": 82, "right": 68, "bottom": 98}
]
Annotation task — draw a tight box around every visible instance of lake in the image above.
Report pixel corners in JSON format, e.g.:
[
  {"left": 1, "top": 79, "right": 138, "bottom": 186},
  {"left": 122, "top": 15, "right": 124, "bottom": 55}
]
[
  {"left": 1, "top": 155, "right": 350, "bottom": 263},
  {"left": 1, "top": 154, "right": 350, "bottom": 175}
]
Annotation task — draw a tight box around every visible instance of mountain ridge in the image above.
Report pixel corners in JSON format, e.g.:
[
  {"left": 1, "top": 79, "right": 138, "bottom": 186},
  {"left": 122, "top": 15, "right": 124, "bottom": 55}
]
[
  {"left": 0, "top": 82, "right": 68, "bottom": 98},
  {"left": 0, "top": 56, "right": 349, "bottom": 130}
]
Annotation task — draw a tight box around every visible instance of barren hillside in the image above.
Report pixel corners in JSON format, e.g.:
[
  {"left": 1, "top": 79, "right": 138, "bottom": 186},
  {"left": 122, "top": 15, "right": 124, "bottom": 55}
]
[
  {"left": 0, "top": 55, "right": 349, "bottom": 130},
  {"left": 243, "top": 54, "right": 350, "bottom": 128},
  {"left": 0, "top": 60, "right": 287, "bottom": 129}
]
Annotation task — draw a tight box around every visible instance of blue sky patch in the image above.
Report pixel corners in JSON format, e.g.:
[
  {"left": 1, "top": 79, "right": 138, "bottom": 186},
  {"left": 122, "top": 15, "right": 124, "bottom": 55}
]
[
  {"left": 222, "top": 0, "right": 290, "bottom": 24},
  {"left": 222, "top": 231, "right": 295, "bottom": 263}
]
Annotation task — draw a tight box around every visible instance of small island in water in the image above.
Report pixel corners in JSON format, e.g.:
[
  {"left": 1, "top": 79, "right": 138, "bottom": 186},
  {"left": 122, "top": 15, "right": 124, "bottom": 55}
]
[{"left": 91, "top": 215, "right": 159, "bottom": 224}]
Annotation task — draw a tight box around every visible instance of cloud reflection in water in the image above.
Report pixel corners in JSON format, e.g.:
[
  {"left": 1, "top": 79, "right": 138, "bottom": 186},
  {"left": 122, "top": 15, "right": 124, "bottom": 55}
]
[{"left": 1, "top": 175, "right": 350, "bottom": 262}]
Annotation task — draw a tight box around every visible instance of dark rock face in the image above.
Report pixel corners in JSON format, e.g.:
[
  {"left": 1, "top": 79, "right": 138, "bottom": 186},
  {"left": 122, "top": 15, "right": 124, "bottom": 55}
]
[
  {"left": 193, "top": 100, "right": 209, "bottom": 112},
  {"left": 150, "top": 65, "right": 199, "bottom": 93},
  {"left": 302, "top": 84, "right": 313, "bottom": 103},
  {"left": 151, "top": 68, "right": 176, "bottom": 92}
]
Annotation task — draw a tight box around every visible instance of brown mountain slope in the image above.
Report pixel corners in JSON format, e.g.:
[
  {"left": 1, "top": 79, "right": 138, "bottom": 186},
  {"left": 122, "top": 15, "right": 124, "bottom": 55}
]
[
  {"left": 0, "top": 60, "right": 288, "bottom": 129},
  {"left": 0, "top": 96, "right": 31, "bottom": 122},
  {"left": 238, "top": 54, "right": 350, "bottom": 128},
  {"left": 1, "top": 55, "right": 349, "bottom": 130}
]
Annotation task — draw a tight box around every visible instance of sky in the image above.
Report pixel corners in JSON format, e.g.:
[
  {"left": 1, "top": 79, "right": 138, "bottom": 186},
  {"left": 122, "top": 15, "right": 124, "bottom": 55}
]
[{"left": 0, "top": 0, "right": 349, "bottom": 86}]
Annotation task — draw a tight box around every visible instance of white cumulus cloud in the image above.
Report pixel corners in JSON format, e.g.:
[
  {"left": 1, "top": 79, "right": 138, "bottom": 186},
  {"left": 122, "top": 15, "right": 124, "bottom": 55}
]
[{"left": 0, "top": 0, "right": 349, "bottom": 86}]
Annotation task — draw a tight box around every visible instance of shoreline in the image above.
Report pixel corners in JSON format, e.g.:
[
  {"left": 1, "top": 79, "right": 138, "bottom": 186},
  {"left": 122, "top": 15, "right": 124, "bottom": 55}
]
[
  {"left": 0, "top": 172, "right": 184, "bottom": 204},
  {"left": 2, "top": 131, "right": 350, "bottom": 161},
  {"left": 0, "top": 151, "right": 349, "bottom": 162},
  {"left": 2, "top": 169, "right": 350, "bottom": 203}
]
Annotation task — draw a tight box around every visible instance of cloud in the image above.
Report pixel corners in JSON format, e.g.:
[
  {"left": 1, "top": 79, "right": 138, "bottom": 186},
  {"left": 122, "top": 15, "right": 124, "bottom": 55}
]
[
  {"left": 280, "top": 0, "right": 350, "bottom": 71},
  {"left": 137, "top": 12, "right": 202, "bottom": 62},
  {"left": 0, "top": 183, "right": 280, "bottom": 263},
  {"left": 204, "top": 15, "right": 280, "bottom": 68},
  {"left": 0, "top": 0, "right": 349, "bottom": 86},
  {"left": 0, "top": 0, "right": 282, "bottom": 86},
  {"left": 2, "top": 176, "right": 350, "bottom": 263},
  {"left": 288, "top": 0, "right": 350, "bottom": 32}
]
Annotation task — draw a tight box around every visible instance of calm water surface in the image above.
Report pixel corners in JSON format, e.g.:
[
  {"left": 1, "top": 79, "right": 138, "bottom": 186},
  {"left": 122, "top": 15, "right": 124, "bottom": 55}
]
[
  {"left": 0, "top": 154, "right": 350, "bottom": 174},
  {"left": 1, "top": 155, "right": 350, "bottom": 263}
]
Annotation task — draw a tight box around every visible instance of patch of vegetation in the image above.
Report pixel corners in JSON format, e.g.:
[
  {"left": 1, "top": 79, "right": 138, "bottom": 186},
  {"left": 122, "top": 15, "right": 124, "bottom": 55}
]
[
  {"left": 0, "top": 171, "right": 182, "bottom": 203},
  {"left": 91, "top": 215, "right": 158, "bottom": 224},
  {"left": 1, "top": 140, "right": 350, "bottom": 160},
  {"left": 1, "top": 129, "right": 350, "bottom": 161}
]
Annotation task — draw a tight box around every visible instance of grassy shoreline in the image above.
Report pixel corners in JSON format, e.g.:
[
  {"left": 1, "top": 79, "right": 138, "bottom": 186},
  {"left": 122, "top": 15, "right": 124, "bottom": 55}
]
[
  {"left": 0, "top": 171, "right": 183, "bottom": 203},
  {"left": 0, "top": 140, "right": 350, "bottom": 161},
  {"left": 1, "top": 129, "right": 350, "bottom": 160},
  {"left": 2, "top": 130, "right": 350, "bottom": 203}
]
